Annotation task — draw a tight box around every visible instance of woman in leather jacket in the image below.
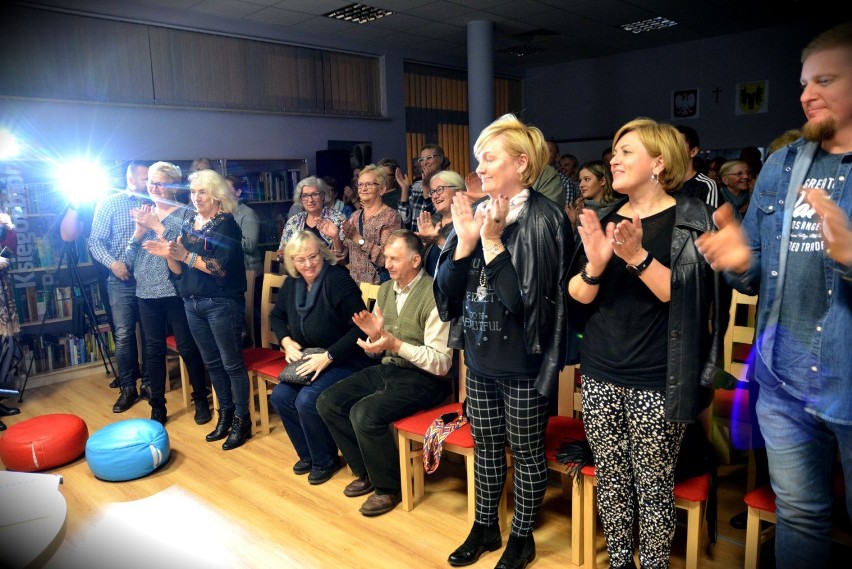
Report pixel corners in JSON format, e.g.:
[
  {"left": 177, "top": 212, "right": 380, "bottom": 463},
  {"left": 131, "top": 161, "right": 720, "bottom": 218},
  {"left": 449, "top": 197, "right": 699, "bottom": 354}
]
[
  {"left": 568, "top": 118, "right": 725, "bottom": 569},
  {"left": 434, "top": 114, "right": 571, "bottom": 569}
]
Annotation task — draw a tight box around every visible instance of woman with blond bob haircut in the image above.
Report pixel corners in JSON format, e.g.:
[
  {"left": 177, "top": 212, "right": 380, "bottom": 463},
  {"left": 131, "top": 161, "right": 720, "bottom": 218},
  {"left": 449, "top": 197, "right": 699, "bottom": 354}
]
[
  {"left": 282, "top": 230, "right": 338, "bottom": 277},
  {"left": 270, "top": 230, "right": 373, "bottom": 483},
  {"left": 568, "top": 117, "right": 725, "bottom": 569},
  {"left": 436, "top": 114, "right": 572, "bottom": 568}
]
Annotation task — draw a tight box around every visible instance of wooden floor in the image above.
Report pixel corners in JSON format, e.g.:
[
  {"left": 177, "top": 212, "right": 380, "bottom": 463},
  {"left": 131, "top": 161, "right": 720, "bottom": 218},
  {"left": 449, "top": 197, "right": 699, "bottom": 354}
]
[{"left": 1, "top": 370, "right": 841, "bottom": 569}]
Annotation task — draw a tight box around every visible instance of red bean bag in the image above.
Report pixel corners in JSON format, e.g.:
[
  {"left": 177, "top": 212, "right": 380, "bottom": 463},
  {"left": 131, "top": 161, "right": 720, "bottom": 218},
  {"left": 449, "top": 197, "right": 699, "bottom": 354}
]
[{"left": 0, "top": 413, "right": 88, "bottom": 472}]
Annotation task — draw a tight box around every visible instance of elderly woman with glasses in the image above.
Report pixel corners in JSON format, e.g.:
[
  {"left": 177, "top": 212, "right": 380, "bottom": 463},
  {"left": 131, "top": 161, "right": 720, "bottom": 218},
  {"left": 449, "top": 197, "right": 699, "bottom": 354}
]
[
  {"left": 278, "top": 177, "right": 347, "bottom": 255},
  {"left": 143, "top": 169, "right": 251, "bottom": 451},
  {"left": 718, "top": 159, "right": 752, "bottom": 220},
  {"left": 326, "top": 164, "right": 402, "bottom": 284},
  {"left": 415, "top": 169, "right": 465, "bottom": 276},
  {"left": 269, "top": 230, "right": 374, "bottom": 484}
]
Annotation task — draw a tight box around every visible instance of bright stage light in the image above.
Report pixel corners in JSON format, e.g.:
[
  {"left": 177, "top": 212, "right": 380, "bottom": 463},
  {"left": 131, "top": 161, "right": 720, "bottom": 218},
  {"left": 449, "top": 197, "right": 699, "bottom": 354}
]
[
  {"left": 0, "top": 129, "right": 21, "bottom": 160},
  {"left": 53, "top": 159, "right": 113, "bottom": 204}
]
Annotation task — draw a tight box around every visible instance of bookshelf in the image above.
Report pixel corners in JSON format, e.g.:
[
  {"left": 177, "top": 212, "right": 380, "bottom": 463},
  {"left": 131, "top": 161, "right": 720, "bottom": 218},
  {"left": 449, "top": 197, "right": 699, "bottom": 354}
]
[{"left": 1, "top": 161, "right": 117, "bottom": 383}]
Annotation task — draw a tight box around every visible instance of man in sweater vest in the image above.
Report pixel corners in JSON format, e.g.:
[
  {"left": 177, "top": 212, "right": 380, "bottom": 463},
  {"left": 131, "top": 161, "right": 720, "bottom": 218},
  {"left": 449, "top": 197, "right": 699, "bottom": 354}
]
[{"left": 317, "top": 230, "right": 453, "bottom": 517}]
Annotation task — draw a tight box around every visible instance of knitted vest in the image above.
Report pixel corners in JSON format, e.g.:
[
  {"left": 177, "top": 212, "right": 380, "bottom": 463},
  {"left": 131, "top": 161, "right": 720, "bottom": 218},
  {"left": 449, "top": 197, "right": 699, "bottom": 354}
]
[{"left": 377, "top": 274, "right": 435, "bottom": 370}]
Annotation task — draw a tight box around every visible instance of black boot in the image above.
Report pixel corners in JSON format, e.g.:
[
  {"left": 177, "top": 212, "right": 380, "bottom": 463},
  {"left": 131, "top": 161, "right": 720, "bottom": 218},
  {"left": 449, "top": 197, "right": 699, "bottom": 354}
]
[
  {"left": 150, "top": 405, "right": 167, "bottom": 425},
  {"left": 206, "top": 409, "right": 234, "bottom": 442},
  {"left": 0, "top": 401, "right": 21, "bottom": 416},
  {"left": 448, "top": 521, "right": 502, "bottom": 567},
  {"left": 494, "top": 534, "right": 535, "bottom": 569},
  {"left": 112, "top": 387, "right": 140, "bottom": 413},
  {"left": 222, "top": 413, "right": 252, "bottom": 450},
  {"left": 194, "top": 399, "right": 212, "bottom": 425}
]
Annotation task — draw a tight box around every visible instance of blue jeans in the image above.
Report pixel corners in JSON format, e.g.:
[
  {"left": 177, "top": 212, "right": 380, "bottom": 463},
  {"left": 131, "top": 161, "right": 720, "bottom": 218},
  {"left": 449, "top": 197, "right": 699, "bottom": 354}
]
[
  {"left": 270, "top": 365, "right": 358, "bottom": 469},
  {"left": 107, "top": 279, "right": 145, "bottom": 388},
  {"left": 183, "top": 296, "right": 250, "bottom": 417},
  {"left": 756, "top": 385, "right": 852, "bottom": 569}
]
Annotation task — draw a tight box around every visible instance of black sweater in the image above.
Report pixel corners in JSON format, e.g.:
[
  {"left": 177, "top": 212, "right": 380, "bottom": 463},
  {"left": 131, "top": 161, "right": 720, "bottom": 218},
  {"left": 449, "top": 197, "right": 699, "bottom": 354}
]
[{"left": 270, "top": 263, "right": 373, "bottom": 369}]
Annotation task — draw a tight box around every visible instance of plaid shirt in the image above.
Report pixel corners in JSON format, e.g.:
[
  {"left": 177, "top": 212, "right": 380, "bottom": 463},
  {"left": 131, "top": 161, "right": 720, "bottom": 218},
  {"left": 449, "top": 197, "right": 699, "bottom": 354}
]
[
  {"left": 397, "top": 181, "right": 434, "bottom": 232},
  {"left": 560, "top": 171, "right": 580, "bottom": 205},
  {"left": 89, "top": 190, "right": 149, "bottom": 281}
]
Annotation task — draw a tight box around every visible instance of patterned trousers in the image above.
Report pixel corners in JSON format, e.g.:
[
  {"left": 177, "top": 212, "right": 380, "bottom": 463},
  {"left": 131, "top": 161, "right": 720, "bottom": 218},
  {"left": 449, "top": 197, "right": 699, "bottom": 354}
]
[
  {"left": 581, "top": 375, "right": 687, "bottom": 569},
  {"left": 466, "top": 370, "right": 550, "bottom": 537}
]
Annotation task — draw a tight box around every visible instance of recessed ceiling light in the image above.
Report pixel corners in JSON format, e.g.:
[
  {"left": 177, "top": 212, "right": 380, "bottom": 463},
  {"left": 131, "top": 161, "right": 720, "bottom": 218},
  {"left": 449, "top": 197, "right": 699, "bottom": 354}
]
[
  {"left": 621, "top": 16, "right": 678, "bottom": 34},
  {"left": 323, "top": 3, "right": 394, "bottom": 24}
]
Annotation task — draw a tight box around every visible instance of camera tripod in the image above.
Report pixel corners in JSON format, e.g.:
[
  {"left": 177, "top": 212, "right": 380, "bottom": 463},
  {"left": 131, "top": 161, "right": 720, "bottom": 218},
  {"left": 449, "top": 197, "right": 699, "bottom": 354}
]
[{"left": 17, "top": 241, "right": 116, "bottom": 401}]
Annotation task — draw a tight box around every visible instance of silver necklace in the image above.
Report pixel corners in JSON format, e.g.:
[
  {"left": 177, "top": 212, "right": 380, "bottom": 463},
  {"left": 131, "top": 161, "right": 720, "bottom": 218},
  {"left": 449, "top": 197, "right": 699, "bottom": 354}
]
[{"left": 476, "top": 267, "right": 487, "bottom": 302}]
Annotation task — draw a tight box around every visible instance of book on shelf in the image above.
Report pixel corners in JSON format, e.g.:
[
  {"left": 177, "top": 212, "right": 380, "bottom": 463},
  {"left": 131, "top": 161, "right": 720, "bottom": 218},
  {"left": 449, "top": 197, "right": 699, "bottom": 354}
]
[{"left": 21, "top": 327, "right": 115, "bottom": 374}]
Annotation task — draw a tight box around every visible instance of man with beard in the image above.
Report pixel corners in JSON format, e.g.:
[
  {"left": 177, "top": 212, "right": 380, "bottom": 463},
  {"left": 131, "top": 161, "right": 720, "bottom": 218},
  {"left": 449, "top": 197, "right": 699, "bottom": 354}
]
[
  {"left": 395, "top": 144, "right": 446, "bottom": 231},
  {"left": 696, "top": 23, "right": 852, "bottom": 569}
]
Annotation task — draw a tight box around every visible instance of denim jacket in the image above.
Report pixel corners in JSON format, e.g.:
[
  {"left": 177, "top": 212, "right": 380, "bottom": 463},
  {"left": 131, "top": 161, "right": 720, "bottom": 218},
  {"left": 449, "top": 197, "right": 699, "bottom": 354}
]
[{"left": 726, "top": 139, "right": 852, "bottom": 425}]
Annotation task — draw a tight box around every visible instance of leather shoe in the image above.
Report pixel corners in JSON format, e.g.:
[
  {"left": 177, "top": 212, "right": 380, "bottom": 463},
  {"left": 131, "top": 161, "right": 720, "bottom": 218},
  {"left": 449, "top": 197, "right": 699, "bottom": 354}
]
[
  {"left": 151, "top": 405, "right": 167, "bottom": 425},
  {"left": 359, "top": 492, "right": 401, "bottom": 517},
  {"left": 494, "top": 534, "right": 535, "bottom": 569},
  {"left": 448, "top": 522, "right": 502, "bottom": 567},
  {"left": 307, "top": 457, "right": 342, "bottom": 485},
  {"left": 0, "top": 402, "right": 21, "bottom": 416},
  {"left": 343, "top": 475, "right": 374, "bottom": 497},
  {"left": 194, "top": 399, "right": 212, "bottom": 425},
  {"left": 140, "top": 382, "right": 152, "bottom": 402},
  {"left": 293, "top": 459, "right": 312, "bottom": 475},
  {"left": 222, "top": 413, "right": 252, "bottom": 450},
  {"left": 730, "top": 510, "right": 748, "bottom": 530},
  {"left": 109, "top": 377, "right": 119, "bottom": 388},
  {"left": 112, "top": 386, "right": 140, "bottom": 413},
  {"left": 0, "top": 419, "right": 5, "bottom": 431}
]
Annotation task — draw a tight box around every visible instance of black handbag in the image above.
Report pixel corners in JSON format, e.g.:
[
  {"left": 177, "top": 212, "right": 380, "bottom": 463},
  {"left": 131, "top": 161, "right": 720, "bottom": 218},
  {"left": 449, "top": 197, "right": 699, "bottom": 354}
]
[{"left": 277, "top": 348, "right": 325, "bottom": 385}]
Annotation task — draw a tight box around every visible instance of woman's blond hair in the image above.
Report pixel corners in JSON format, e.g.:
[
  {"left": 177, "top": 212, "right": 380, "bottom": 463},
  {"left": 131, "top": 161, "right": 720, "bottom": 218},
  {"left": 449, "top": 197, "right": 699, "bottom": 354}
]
[
  {"left": 612, "top": 118, "right": 689, "bottom": 192},
  {"left": 473, "top": 114, "right": 548, "bottom": 188},
  {"left": 187, "top": 169, "right": 238, "bottom": 214},
  {"left": 282, "top": 230, "right": 337, "bottom": 277}
]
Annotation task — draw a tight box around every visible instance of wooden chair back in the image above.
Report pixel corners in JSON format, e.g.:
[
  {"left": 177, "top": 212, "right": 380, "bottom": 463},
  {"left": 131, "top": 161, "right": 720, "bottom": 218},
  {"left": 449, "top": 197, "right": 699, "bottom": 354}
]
[
  {"left": 359, "top": 282, "right": 380, "bottom": 312},
  {"left": 723, "top": 291, "right": 758, "bottom": 381},
  {"left": 264, "top": 250, "right": 285, "bottom": 274},
  {"left": 244, "top": 269, "right": 257, "bottom": 347},
  {"left": 259, "top": 273, "right": 287, "bottom": 350}
]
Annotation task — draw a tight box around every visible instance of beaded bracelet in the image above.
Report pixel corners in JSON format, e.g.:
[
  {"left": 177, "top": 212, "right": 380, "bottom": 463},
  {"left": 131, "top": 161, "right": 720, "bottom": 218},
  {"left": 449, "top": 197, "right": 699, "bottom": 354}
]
[
  {"left": 580, "top": 262, "right": 602, "bottom": 285},
  {"left": 187, "top": 252, "right": 198, "bottom": 268}
]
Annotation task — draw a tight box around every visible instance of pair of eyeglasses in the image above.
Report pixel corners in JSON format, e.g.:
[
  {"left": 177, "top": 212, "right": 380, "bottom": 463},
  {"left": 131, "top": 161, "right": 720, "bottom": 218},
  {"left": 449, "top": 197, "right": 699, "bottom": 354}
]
[
  {"left": 417, "top": 154, "right": 440, "bottom": 163},
  {"left": 292, "top": 252, "right": 321, "bottom": 266},
  {"left": 429, "top": 185, "right": 457, "bottom": 198},
  {"left": 356, "top": 182, "right": 381, "bottom": 190},
  {"left": 145, "top": 180, "right": 170, "bottom": 190},
  {"left": 300, "top": 192, "right": 322, "bottom": 201}
]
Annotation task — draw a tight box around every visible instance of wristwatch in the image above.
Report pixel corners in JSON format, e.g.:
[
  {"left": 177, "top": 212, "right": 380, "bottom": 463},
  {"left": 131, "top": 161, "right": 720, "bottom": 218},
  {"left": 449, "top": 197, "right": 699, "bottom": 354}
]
[
  {"left": 626, "top": 251, "right": 654, "bottom": 277},
  {"left": 358, "top": 237, "right": 365, "bottom": 246}
]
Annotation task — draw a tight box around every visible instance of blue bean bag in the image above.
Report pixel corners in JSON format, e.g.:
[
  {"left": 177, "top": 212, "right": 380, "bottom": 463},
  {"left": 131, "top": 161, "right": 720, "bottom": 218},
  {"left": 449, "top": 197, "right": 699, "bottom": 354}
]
[{"left": 86, "top": 419, "right": 170, "bottom": 482}]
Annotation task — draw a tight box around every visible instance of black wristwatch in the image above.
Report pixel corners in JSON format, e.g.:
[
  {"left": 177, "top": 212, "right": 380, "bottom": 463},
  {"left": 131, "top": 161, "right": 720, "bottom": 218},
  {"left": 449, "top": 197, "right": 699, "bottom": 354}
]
[{"left": 626, "top": 251, "right": 654, "bottom": 277}]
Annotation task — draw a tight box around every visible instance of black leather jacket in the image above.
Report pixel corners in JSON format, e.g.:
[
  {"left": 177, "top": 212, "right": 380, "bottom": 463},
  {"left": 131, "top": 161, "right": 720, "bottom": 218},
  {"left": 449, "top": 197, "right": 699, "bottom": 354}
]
[
  {"left": 568, "top": 195, "right": 729, "bottom": 422},
  {"left": 434, "top": 191, "right": 573, "bottom": 399}
]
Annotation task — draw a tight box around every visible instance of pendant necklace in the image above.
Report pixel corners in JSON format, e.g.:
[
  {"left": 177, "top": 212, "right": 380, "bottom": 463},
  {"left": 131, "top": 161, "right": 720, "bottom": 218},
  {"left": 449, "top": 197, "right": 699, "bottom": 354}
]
[{"left": 476, "top": 267, "right": 488, "bottom": 302}]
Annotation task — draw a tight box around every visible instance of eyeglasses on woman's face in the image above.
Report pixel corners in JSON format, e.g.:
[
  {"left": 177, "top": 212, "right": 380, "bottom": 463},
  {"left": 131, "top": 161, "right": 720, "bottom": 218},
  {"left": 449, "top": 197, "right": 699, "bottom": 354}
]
[
  {"left": 292, "top": 252, "right": 322, "bottom": 266},
  {"left": 429, "top": 185, "right": 456, "bottom": 198},
  {"left": 417, "top": 154, "right": 440, "bottom": 163},
  {"left": 145, "top": 180, "right": 170, "bottom": 190},
  {"left": 301, "top": 191, "right": 322, "bottom": 201},
  {"left": 356, "top": 182, "right": 381, "bottom": 190}
]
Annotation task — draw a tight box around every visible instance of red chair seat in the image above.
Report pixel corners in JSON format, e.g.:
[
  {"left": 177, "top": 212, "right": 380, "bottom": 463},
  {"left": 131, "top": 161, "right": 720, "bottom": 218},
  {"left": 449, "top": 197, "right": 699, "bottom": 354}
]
[
  {"left": 674, "top": 473, "right": 711, "bottom": 502},
  {"left": 394, "top": 403, "right": 473, "bottom": 448},
  {"left": 252, "top": 357, "right": 288, "bottom": 378},
  {"left": 242, "top": 348, "right": 288, "bottom": 370},
  {"left": 544, "top": 415, "right": 586, "bottom": 462},
  {"left": 714, "top": 384, "right": 751, "bottom": 423},
  {"left": 165, "top": 335, "right": 178, "bottom": 351},
  {"left": 744, "top": 485, "right": 777, "bottom": 513}
]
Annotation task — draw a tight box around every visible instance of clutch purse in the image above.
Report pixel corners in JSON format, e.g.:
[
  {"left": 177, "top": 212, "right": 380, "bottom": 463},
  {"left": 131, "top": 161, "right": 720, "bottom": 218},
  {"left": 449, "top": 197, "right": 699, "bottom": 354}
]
[{"left": 277, "top": 347, "right": 326, "bottom": 385}]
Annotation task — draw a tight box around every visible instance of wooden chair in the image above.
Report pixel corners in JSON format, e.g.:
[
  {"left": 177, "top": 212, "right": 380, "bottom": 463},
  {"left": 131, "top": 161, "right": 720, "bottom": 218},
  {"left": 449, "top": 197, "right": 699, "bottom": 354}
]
[
  {"left": 723, "top": 290, "right": 758, "bottom": 381},
  {"left": 543, "top": 365, "right": 586, "bottom": 566},
  {"left": 393, "top": 351, "right": 511, "bottom": 532},
  {"left": 359, "top": 282, "right": 380, "bottom": 312},
  {"left": 743, "top": 485, "right": 777, "bottom": 569},
  {"left": 249, "top": 273, "right": 290, "bottom": 435},
  {"left": 243, "top": 269, "right": 257, "bottom": 347},
  {"left": 578, "top": 467, "right": 711, "bottom": 569}
]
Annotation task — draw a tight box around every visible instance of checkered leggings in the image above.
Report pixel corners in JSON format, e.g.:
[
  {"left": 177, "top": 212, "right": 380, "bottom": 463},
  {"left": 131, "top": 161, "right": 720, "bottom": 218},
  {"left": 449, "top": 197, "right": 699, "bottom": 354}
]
[
  {"left": 581, "top": 375, "right": 687, "bottom": 569},
  {"left": 466, "top": 369, "right": 550, "bottom": 537}
]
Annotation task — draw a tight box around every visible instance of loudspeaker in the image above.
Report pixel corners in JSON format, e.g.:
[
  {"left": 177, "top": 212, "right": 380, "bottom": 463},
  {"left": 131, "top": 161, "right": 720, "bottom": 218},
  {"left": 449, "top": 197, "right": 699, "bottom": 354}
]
[
  {"left": 351, "top": 143, "right": 372, "bottom": 170},
  {"left": 316, "top": 150, "right": 353, "bottom": 198}
]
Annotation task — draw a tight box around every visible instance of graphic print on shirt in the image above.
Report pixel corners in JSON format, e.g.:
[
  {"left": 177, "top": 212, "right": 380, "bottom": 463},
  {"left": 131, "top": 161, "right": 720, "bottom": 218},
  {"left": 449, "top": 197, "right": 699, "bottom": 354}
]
[{"left": 463, "top": 256, "right": 501, "bottom": 334}]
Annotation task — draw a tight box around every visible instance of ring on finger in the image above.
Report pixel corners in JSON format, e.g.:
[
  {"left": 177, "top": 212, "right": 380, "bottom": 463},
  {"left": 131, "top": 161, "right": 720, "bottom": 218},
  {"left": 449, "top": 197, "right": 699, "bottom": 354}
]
[{"left": 616, "top": 239, "right": 625, "bottom": 245}]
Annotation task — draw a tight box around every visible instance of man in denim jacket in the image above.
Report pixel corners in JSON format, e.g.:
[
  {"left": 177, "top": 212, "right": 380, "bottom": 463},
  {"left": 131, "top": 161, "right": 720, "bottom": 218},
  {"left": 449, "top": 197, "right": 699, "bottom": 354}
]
[{"left": 697, "top": 23, "right": 852, "bottom": 569}]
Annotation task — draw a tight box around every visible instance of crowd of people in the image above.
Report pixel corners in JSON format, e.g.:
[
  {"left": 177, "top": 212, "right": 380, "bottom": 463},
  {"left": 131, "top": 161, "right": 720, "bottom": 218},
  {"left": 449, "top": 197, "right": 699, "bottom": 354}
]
[{"left": 1, "top": 22, "right": 848, "bottom": 569}]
